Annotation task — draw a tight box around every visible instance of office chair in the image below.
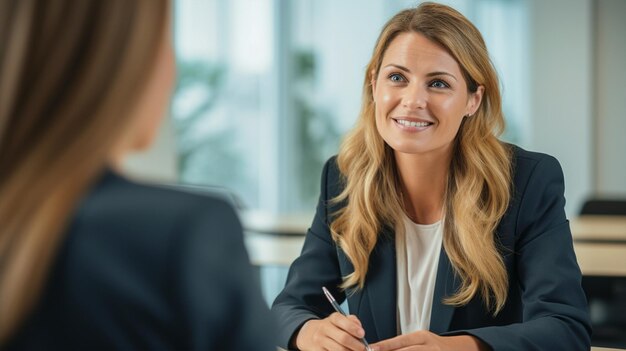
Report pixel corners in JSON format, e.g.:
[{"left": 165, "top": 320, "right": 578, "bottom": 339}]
[
  {"left": 580, "top": 198, "right": 626, "bottom": 216},
  {"left": 579, "top": 197, "right": 626, "bottom": 348}
]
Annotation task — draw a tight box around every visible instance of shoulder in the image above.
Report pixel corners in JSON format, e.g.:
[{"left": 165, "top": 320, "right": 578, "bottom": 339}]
[
  {"left": 84, "top": 170, "right": 239, "bottom": 227},
  {"left": 321, "top": 155, "right": 344, "bottom": 197},
  {"left": 505, "top": 144, "right": 568, "bottom": 236},
  {"left": 64, "top": 169, "right": 247, "bottom": 305},
  {"left": 69, "top": 170, "right": 243, "bottom": 265},
  {"left": 509, "top": 144, "right": 564, "bottom": 189},
  {"left": 507, "top": 144, "right": 567, "bottom": 208},
  {"left": 50, "top": 170, "right": 262, "bottom": 348},
  {"left": 323, "top": 155, "right": 340, "bottom": 178},
  {"left": 89, "top": 170, "right": 237, "bottom": 216}
]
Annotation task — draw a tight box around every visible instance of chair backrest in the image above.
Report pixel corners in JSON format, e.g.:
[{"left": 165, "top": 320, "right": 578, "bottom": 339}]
[
  {"left": 578, "top": 199, "right": 626, "bottom": 347},
  {"left": 579, "top": 198, "right": 626, "bottom": 216}
]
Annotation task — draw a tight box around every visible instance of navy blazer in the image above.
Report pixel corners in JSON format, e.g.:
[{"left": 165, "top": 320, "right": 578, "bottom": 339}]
[
  {"left": 7, "top": 170, "right": 275, "bottom": 350},
  {"left": 272, "top": 145, "right": 591, "bottom": 351}
]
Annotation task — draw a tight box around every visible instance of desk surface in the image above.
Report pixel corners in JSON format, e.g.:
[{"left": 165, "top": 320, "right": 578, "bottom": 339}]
[
  {"left": 243, "top": 212, "right": 626, "bottom": 277},
  {"left": 241, "top": 210, "right": 313, "bottom": 236},
  {"left": 241, "top": 210, "right": 312, "bottom": 266},
  {"left": 570, "top": 215, "right": 626, "bottom": 276},
  {"left": 243, "top": 213, "right": 626, "bottom": 239},
  {"left": 571, "top": 215, "right": 626, "bottom": 242}
]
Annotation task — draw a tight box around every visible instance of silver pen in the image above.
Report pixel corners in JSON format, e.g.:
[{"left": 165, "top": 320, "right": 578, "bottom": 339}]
[{"left": 322, "top": 286, "right": 372, "bottom": 351}]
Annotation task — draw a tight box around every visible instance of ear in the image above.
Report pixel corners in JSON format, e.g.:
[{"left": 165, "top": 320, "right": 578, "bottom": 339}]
[
  {"left": 370, "top": 69, "right": 377, "bottom": 96},
  {"left": 465, "top": 85, "right": 484, "bottom": 116}
]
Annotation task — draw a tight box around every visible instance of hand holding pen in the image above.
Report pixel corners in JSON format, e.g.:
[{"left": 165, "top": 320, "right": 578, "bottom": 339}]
[
  {"left": 294, "top": 286, "right": 371, "bottom": 351},
  {"left": 322, "top": 287, "right": 372, "bottom": 351}
]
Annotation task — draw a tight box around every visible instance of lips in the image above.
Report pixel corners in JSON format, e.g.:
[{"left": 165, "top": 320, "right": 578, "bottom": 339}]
[
  {"left": 395, "top": 119, "right": 433, "bottom": 127},
  {"left": 392, "top": 117, "right": 435, "bottom": 129}
]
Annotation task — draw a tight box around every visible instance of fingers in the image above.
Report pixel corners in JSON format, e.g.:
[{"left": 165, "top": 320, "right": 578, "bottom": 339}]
[
  {"left": 329, "top": 313, "right": 365, "bottom": 339},
  {"left": 297, "top": 314, "right": 369, "bottom": 351},
  {"left": 326, "top": 313, "right": 367, "bottom": 351},
  {"left": 324, "top": 326, "right": 368, "bottom": 351},
  {"left": 347, "top": 314, "right": 363, "bottom": 327}
]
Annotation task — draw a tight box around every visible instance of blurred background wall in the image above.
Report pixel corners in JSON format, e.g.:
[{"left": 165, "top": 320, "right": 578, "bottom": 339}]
[
  {"left": 594, "top": 0, "right": 626, "bottom": 195},
  {"left": 123, "top": 0, "right": 626, "bottom": 218}
]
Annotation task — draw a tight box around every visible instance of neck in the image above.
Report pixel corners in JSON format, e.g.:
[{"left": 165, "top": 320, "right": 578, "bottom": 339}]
[
  {"left": 394, "top": 146, "right": 452, "bottom": 224},
  {"left": 107, "top": 144, "right": 128, "bottom": 174},
  {"left": 108, "top": 131, "right": 134, "bottom": 173}
]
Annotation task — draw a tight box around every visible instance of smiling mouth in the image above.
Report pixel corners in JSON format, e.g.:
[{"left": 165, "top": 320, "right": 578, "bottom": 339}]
[{"left": 393, "top": 118, "right": 434, "bottom": 128}]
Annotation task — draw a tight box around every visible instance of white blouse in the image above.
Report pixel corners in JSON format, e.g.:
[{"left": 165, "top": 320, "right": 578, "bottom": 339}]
[{"left": 395, "top": 214, "right": 444, "bottom": 334}]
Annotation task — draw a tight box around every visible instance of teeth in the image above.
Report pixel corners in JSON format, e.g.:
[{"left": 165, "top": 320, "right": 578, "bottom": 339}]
[{"left": 396, "top": 119, "right": 431, "bottom": 127}]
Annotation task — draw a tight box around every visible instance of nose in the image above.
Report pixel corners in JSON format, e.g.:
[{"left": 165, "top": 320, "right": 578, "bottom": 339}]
[{"left": 401, "top": 83, "right": 427, "bottom": 110}]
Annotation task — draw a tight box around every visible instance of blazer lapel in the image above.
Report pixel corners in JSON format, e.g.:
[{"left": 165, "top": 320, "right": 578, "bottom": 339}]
[
  {"left": 364, "top": 229, "right": 460, "bottom": 340},
  {"left": 429, "top": 246, "right": 460, "bottom": 334},
  {"left": 366, "top": 227, "right": 397, "bottom": 341}
]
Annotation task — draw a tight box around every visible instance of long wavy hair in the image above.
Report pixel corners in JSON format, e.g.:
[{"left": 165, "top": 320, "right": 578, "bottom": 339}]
[
  {"left": 331, "top": 2, "right": 512, "bottom": 314},
  {"left": 0, "top": 0, "right": 169, "bottom": 343}
]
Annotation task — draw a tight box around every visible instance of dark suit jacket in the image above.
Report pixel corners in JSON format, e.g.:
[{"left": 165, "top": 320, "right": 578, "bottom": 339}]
[
  {"left": 7, "top": 169, "right": 275, "bottom": 350},
  {"left": 272, "top": 145, "right": 591, "bottom": 351}
]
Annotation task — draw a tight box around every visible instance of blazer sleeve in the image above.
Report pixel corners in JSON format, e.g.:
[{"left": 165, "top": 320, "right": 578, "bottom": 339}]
[
  {"left": 446, "top": 155, "right": 592, "bottom": 351},
  {"left": 174, "top": 199, "right": 276, "bottom": 351},
  {"left": 271, "top": 158, "right": 345, "bottom": 349}
]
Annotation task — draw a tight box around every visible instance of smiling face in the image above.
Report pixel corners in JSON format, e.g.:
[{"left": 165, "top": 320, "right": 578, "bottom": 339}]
[{"left": 372, "top": 32, "right": 483, "bottom": 157}]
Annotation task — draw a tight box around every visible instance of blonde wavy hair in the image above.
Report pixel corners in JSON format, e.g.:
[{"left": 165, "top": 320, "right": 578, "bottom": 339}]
[
  {"left": 0, "top": 0, "right": 169, "bottom": 343},
  {"left": 330, "top": 2, "right": 512, "bottom": 314}
]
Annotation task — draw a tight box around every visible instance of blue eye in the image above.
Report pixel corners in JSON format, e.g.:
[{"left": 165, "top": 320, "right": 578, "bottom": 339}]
[
  {"left": 430, "top": 80, "right": 449, "bottom": 89},
  {"left": 388, "top": 73, "right": 406, "bottom": 83}
]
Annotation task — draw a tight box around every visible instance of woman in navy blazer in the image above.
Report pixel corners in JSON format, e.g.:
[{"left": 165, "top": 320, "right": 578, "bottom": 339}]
[
  {"left": 272, "top": 3, "right": 590, "bottom": 351},
  {"left": 0, "top": 0, "right": 273, "bottom": 349}
]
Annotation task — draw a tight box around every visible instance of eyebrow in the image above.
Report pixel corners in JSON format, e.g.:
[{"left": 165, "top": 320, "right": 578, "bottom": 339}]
[{"left": 383, "top": 64, "right": 458, "bottom": 82}]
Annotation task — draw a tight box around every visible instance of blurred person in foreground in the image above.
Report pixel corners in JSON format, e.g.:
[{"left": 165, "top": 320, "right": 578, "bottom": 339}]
[
  {"left": 0, "top": 0, "right": 274, "bottom": 349},
  {"left": 272, "top": 2, "right": 591, "bottom": 351}
]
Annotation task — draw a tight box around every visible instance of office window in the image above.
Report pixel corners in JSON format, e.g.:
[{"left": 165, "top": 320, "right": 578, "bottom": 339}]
[
  {"left": 173, "top": 0, "right": 527, "bottom": 214},
  {"left": 173, "top": 0, "right": 274, "bottom": 210}
]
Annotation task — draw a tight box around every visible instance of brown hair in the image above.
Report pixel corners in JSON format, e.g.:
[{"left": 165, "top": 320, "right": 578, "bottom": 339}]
[
  {"left": 0, "top": 0, "right": 169, "bottom": 342},
  {"left": 331, "top": 2, "right": 512, "bottom": 314}
]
